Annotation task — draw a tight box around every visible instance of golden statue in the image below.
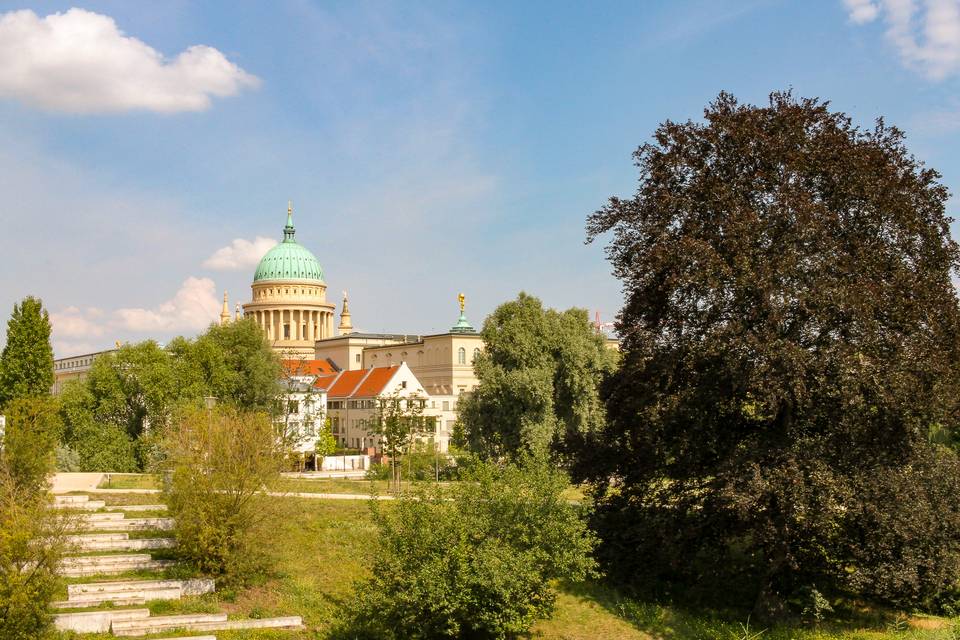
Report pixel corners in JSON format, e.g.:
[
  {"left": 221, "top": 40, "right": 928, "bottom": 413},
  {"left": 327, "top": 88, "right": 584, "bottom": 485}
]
[{"left": 458, "top": 292, "right": 465, "bottom": 313}]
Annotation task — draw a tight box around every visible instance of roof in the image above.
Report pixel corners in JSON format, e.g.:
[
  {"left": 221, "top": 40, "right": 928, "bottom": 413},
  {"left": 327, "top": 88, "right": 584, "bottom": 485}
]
[
  {"left": 321, "top": 365, "right": 403, "bottom": 399},
  {"left": 253, "top": 209, "right": 324, "bottom": 283},
  {"left": 282, "top": 359, "right": 338, "bottom": 377}
]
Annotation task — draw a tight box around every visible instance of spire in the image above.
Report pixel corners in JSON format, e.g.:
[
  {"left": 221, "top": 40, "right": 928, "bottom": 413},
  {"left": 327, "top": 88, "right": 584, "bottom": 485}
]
[
  {"left": 220, "top": 291, "right": 231, "bottom": 326},
  {"left": 338, "top": 290, "right": 354, "bottom": 335},
  {"left": 450, "top": 292, "right": 476, "bottom": 333},
  {"left": 283, "top": 200, "right": 296, "bottom": 242}
]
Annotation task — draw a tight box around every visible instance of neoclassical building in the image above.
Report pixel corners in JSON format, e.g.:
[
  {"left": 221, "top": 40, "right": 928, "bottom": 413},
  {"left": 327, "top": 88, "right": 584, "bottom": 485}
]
[{"left": 240, "top": 204, "right": 340, "bottom": 356}]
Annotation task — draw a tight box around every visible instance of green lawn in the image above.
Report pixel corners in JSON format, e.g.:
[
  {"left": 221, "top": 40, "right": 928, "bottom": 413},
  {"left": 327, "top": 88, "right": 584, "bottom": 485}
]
[
  {"left": 96, "top": 473, "right": 162, "bottom": 490},
  {"left": 54, "top": 493, "right": 958, "bottom": 639}
]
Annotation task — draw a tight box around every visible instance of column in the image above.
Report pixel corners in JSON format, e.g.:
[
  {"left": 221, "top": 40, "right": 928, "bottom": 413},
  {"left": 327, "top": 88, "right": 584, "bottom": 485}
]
[
  {"left": 307, "top": 310, "right": 314, "bottom": 342},
  {"left": 294, "top": 309, "right": 300, "bottom": 341}
]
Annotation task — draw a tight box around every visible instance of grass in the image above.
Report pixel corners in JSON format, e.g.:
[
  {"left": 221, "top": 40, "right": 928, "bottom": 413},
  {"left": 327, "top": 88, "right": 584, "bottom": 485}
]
[
  {"left": 51, "top": 492, "right": 958, "bottom": 640},
  {"left": 96, "top": 473, "right": 162, "bottom": 490}
]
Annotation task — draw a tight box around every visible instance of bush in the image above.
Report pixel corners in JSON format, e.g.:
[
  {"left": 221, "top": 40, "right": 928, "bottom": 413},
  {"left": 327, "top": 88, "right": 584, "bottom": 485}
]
[
  {"left": 343, "top": 459, "right": 597, "bottom": 639},
  {"left": 365, "top": 463, "right": 390, "bottom": 481},
  {"left": 0, "top": 397, "right": 72, "bottom": 640},
  {"left": 69, "top": 419, "right": 138, "bottom": 472},
  {"left": 55, "top": 444, "right": 81, "bottom": 472},
  {"left": 163, "top": 406, "right": 288, "bottom": 584}
]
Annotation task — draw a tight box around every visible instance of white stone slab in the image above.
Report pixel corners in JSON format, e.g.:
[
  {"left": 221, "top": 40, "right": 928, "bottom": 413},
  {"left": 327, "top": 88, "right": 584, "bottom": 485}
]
[
  {"left": 83, "top": 517, "right": 175, "bottom": 531},
  {"left": 53, "top": 608, "right": 150, "bottom": 633},
  {"left": 54, "top": 499, "right": 107, "bottom": 510},
  {"left": 68, "top": 578, "right": 213, "bottom": 597},
  {"left": 113, "top": 615, "right": 302, "bottom": 637},
  {"left": 105, "top": 504, "right": 168, "bottom": 512}
]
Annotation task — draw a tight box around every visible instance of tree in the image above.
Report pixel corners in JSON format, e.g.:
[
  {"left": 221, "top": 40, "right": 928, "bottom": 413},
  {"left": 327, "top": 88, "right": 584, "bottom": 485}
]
[
  {"left": 0, "top": 397, "right": 72, "bottom": 640},
  {"left": 195, "top": 318, "right": 282, "bottom": 412},
  {"left": 456, "top": 293, "right": 616, "bottom": 462},
  {"left": 368, "top": 391, "right": 429, "bottom": 492},
  {"left": 0, "top": 297, "right": 54, "bottom": 407},
  {"left": 163, "top": 405, "right": 288, "bottom": 583},
  {"left": 343, "top": 460, "right": 597, "bottom": 639},
  {"left": 581, "top": 91, "right": 960, "bottom": 615}
]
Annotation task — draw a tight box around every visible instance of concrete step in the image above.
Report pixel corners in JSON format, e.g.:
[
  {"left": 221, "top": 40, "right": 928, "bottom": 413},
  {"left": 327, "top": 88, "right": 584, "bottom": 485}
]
[
  {"left": 113, "top": 615, "right": 302, "bottom": 636},
  {"left": 60, "top": 553, "right": 174, "bottom": 577},
  {"left": 105, "top": 503, "right": 168, "bottom": 512},
  {"left": 69, "top": 535, "right": 176, "bottom": 552},
  {"left": 54, "top": 494, "right": 91, "bottom": 504},
  {"left": 111, "top": 613, "right": 227, "bottom": 634},
  {"left": 52, "top": 595, "right": 149, "bottom": 609},
  {"left": 66, "top": 578, "right": 214, "bottom": 601},
  {"left": 80, "top": 512, "right": 126, "bottom": 522},
  {"left": 83, "top": 517, "right": 175, "bottom": 531},
  {"left": 153, "top": 637, "right": 217, "bottom": 640},
  {"left": 53, "top": 499, "right": 107, "bottom": 510},
  {"left": 53, "top": 608, "right": 150, "bottom": 633},
  {"left": 67, "top": 533, "right": 129, "bottom": 543}
]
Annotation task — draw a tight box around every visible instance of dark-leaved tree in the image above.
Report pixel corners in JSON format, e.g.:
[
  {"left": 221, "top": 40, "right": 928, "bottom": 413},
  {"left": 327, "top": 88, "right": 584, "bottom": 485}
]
[
  {"left": 0, "top": 297, "right": 54, "bottom": 407},
  {"left": 580, "top": 91, "right": 960, "bottom": 616}
]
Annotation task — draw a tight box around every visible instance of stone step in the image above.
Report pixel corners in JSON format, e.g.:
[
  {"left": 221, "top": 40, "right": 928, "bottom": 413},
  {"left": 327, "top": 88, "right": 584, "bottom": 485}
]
[
  {"left": 54, "top": 495, "right": 91, "bottom": 504},
  {"left": 111, "top": 613, "right": 227, "bottom": 634},
  {"left": 70, "top": 535, "right": 176, "bottom": 552},
  {"left": 68, "top": 578, "right": 214, "bottom": 598},
  {"left": 83, "top": 517, "right": 175, "bottom": 531},
  {"left": 53, "top": 608, "right": 150, "bottom": 634},
  {"left": 60, "top": 554, "right": 174, "bottom": 577},
  {"left": 52, "top": 595, "right": 149, "bottom": 609},
  {"left": 54, "top": 499, "right": 107, "bottom": 510},
  {"left": 113, "top": 615, "right": 302, "bottom": 636},
  {"left": 105, "top": 503, "right": 168, "bottom": 512},
  {"left": 67, "top": 533, "right": 129, "bottom": 543},
  {"left": 154, "top": 637, "right": 217, "bottom": 640},
  {"left": 80, "top": 512, "right": 126, "bottom": 522}
]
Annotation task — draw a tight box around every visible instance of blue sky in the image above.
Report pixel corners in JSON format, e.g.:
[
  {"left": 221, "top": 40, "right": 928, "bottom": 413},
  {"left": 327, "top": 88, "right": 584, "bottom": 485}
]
[{"left": 0, "top": 0, "right": 958, "bottom": 356}]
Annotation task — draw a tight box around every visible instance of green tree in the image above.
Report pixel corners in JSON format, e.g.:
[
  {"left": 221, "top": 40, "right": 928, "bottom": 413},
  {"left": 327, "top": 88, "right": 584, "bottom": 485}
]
[
  {"left": 195, "top": 318, "right": 281, "bottom": 411},
  {"left": 344, "top": 460, "right": 597, "bottom": 639},
  {"left": 0, "top": 297, "right": 54, "bottom": 407},
  {"left": 0, "top": 397, "right": 72, "bottom": 640},
  {"left": 163, "top": 405, "right": 288, "bottom": 583},
  {"left": 456, "top": 293, "right": 616, "bottom": 462},
  {"left": 582, "top": 91, "right": 960, "bottom": 615},
  {"left": 369, "top": 391, "right": 429, "bottom": 492}
]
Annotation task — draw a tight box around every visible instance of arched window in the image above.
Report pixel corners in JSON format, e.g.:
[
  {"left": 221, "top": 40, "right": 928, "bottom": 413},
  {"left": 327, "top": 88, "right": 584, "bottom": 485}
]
[
  {"left": 457, "top": 347, "right": 466, "bottom": 365},
  {"left": 473, "top": 348, "right": 481, "bottom": 362}
]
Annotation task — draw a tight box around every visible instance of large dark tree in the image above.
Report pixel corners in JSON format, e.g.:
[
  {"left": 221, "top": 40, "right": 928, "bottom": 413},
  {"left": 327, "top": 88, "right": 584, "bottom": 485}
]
[
  {"left": 0, "top": 297, "right": 54, "bottom": 407},
  {"left": 581, "top": 92, "right": 960, "bottom": 615}
]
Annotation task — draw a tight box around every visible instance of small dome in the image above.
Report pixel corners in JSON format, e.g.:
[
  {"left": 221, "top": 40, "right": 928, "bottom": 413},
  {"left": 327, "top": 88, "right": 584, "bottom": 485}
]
[{"left": 253, "top": 206, "right": 325, "bottom": 283}]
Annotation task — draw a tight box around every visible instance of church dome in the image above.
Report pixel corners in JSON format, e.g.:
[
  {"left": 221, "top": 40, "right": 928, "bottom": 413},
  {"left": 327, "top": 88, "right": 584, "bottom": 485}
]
[{"left": 253, "top": 206, "right": 324, "bottom": 283}]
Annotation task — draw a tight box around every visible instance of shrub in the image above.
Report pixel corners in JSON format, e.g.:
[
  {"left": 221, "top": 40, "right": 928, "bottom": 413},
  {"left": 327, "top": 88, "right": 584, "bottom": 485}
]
[
  {"left": 344, "top": 459, "right": 597, "bottom": 639},
  {"left": 163, "top": 406, "right": 288, "bottom": 584},
  {"left": 0, "top": 397, "right": 72, "bottom": 640}
]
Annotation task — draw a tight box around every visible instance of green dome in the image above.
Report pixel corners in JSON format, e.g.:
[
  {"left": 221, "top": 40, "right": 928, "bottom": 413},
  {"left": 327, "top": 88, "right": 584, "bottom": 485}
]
[{"left": 253, "top": 208, "right": 325, "bottom": 283}]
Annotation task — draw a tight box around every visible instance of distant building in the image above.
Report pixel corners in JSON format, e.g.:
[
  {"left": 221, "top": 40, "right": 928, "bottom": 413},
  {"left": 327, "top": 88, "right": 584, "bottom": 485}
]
[{"left": 52, "top": 349, "right": 117, "bottom": 395}]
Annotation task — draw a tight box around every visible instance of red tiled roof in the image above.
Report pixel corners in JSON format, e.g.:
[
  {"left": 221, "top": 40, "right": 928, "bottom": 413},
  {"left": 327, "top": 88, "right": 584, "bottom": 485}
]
[
  {"left": 313, "top": 374, "right": 339, "bottom": 391},
  {"left": 353, "top": 366, "right": 400, "bottom": 398},
  {"left": 323, "top": 365, "right": 403, "bottom": 399},
  {"left": 326, "top": 369, "right": 369, "bottom": 398},
  {"left": 282, "top": 359, "right": 337, "bottom": 376}
]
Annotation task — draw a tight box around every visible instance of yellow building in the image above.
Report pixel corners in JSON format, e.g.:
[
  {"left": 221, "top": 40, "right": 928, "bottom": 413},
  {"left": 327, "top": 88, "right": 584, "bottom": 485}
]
[{"left": 240, "top": 203, "right": 337, "bottom": 356}]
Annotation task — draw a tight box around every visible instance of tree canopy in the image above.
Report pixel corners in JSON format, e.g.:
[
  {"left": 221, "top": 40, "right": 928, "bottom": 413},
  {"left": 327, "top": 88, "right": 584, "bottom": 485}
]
[
  {"left": 581, "top": 91, "right": 960, "bottom": 615},
  {"left": 0, "top": 297, "right": 54, "bottom": 407},
  {"left": 456, "top": 292, "right": 616, "bottom": 462}
]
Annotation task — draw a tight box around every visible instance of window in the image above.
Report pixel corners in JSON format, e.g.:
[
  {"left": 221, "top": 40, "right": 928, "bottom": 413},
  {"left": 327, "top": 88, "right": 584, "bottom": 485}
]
[
  {"left": 288, "top": 400, "right": 300, "bottom": 414},
  {"left": 457, "top": 347, "right": 466, "bottom": 365},
  {"left": 284, "top": 324, "right": 291, "bottom": 339},
  {"left": 402, "top": 381, "right": 407, "bottom": 389},
  {"left": 355, "top": 353, "right": 361, "bottom": 363},
  {"left": 442, "top": 401, "right": 450, "bottom": 411},
  {"left": 473, "top": 348, "right": 481, "bottom": 362}
]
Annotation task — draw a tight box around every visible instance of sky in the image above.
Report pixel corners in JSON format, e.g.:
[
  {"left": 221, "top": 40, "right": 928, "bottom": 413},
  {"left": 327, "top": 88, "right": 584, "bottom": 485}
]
[{"left": 1, "top": 0, "right": 959, "bottom": 357}]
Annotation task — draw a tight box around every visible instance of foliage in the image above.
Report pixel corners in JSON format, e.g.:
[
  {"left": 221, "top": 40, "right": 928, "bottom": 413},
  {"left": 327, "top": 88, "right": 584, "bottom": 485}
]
[
  {"left": 57, "top": 319, "right": 282, "bottom": 471},
  {"left": 0, "top": 296, "right": 54, "bottom": 408},
  {"left": 163, "top": 405, "right": 288, "bottom": 584},
  {"left": 0, "top": 397, "right": 71, "bottom": 640},
  {"left": 456, "top": 292, "right": 616, "bottom": 462},
  {"left": 581, "top": 91, "right": 960, "bottom": 615},
  {"left": 367, "top": 391, "right": 430, "bottom": 492},
  {"left": 58, "top": 380, "right": 138, "bottom": 472},
  {"left": 343, "top": 460, "right": 597, "bottom": 639},
  {"left": 54, "top": 444, "right": 82, "bottom": 472}
]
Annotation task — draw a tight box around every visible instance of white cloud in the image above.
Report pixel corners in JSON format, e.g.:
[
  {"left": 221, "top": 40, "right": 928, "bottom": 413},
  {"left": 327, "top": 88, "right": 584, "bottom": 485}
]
[
  {"left": 0, "top": 8, "right": 259, "bottom": 114},
  {"left": 50, "top": 277, "right": 221, "bottom": 353},
  {"left": 115, "top": 277, "right": 220, "bottom": 332},
  {"left": 844, "top": 0, "right": 880, "bottom": 23},
  {"left": 202, "top": 236, "right": 277, "bottom": 270},
  {"left": 845, "top": 0, "right": 960, "bottom": 79},
  {"left": 50, "top": 306, "right": 107, "bottom": 338}
]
